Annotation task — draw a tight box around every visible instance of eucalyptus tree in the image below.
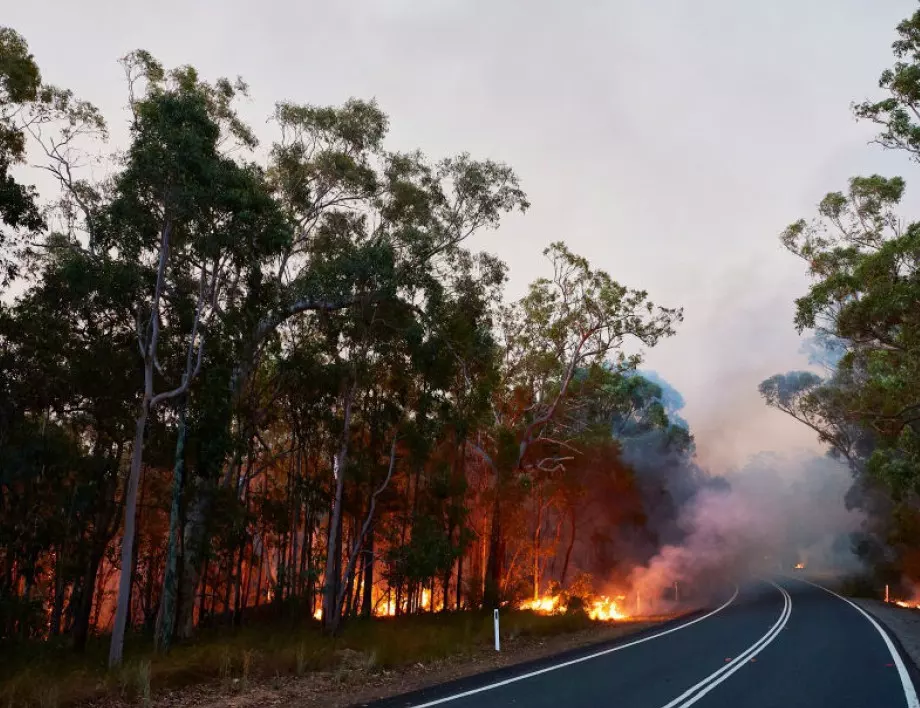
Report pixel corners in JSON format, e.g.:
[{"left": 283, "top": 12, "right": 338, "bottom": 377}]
[
  {"left": 473, "top": 242, "right": 682, "bottom": 606},
  {"left": 0, "top": 27, "right": 43, "bottom": 287}
]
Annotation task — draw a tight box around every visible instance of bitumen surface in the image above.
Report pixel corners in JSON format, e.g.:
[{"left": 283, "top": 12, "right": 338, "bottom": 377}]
[{"left": 365, "top": 578, "right": 920, "bottom": 708}]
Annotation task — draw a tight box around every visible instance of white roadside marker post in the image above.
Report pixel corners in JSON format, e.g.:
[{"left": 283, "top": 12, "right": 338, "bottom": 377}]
[
  {"left": 674, "top": 581, "right": 680, "bottom": 603},
  {"left": 886, "top": 584, "right": 890, "bottom": 603},
  {"left": 494, "top": 609, "right": 500, "bottom": 652}
]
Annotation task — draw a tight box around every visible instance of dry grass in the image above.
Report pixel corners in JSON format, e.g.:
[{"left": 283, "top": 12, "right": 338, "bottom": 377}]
[{"left": 0, "top": 609, "right": 624, "bottom": 706}]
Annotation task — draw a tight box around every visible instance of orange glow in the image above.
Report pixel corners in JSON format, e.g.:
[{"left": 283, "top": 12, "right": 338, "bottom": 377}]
[
  {"left": 588, "top": 595, "right": 628, "bottom": 621},
  {"left": 520, "top": 594, "right": 565, "bottom": 614},
  {"left": 793, "top": 563, "right": 805, "bottom": 570},
  {"left": 377, "top": 596, "right": 396, "bottom": 617},
  {"left": 313, "top": 606, "right": 322, "bottom": 620},
  {"left": 520, "top": 592, "right": 629, "bottom": 621},
  {"left": 894, "top": 600, "right": 920, "bottom": 609}
]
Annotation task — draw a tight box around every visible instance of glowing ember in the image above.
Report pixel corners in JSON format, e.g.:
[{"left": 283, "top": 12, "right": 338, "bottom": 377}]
[
  {"left": 520, "top": 593, "right": 628, "bottom": 621},
  {"left": 793, "top": 563, "right": 806, "bottom": 570},
  {"left": 313, "top": 606, "right": 323, "bottom": 620},
  {"left": 894, "top": 600, "right": 920, "bottom": 609}
]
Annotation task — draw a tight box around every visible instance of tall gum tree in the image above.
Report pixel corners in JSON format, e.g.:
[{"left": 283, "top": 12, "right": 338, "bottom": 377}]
[{"left": 477, "top": 242, "right": 682, "bottom": 607}]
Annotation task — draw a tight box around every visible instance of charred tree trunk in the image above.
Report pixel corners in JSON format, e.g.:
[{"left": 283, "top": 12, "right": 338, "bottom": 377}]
[
  {"left": 560, "top": 508, "right": 576, "bottom": 588},
  {"left": 455, "top": 554, "right": 463, "bottom": 611},
  {"left": 361, "top": 529, "right": 374, "bottom": 618},
  {"left": 176, "top": 478, "right": 213, "bottom": 640},
  {"left": 483, "top": 492, "right": 502, "bottom": 609},
  {"left": 71, "top": 547, "right": 103, "bottom": 652}
]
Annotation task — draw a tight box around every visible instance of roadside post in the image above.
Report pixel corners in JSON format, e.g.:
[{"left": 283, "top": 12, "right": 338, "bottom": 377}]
[{"left": 494, "top": 609, "right": 500, "bottom": 651}]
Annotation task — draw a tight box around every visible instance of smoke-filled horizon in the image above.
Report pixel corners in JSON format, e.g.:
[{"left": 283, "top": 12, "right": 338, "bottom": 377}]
[{"left": 626, "top": 451, "right": 862, "bottom": 611}]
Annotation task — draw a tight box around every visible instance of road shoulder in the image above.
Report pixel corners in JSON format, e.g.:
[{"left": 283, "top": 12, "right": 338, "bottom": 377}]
[
  {"left": 852, "top": 598, "right": 920, "bottom": 670},
  {"left": 145, "top": 616, "right": 677, "bottom": 708}
]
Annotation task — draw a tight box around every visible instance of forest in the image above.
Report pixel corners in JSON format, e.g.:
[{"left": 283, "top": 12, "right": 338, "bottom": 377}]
[
  {"left": 0, "top": 29, "right": 701, "bottom": 675},
  {"left": 6, "top": 3, "right": 920, "bottom": 705}
]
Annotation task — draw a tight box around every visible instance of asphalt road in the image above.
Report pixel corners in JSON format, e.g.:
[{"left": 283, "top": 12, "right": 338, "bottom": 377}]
[{"left": 368, "top": 578, "right": 920, "bottom": 708}]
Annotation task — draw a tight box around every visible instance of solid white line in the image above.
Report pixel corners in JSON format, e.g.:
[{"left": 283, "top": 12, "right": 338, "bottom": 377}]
[
  {"left": 403, "top": 586, "right": 741, "bottom": 708},
  {"left": 661, "top": 581, "right": 792, "bottom": 708},
  {"left": 798, "top": 578, "right": 920, "bottom": 708}
]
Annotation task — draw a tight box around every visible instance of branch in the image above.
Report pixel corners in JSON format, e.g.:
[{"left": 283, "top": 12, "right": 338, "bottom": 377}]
[
  {"left": 150, "top": 336, "right": 204, "bottom": 408},
  {"left": 254, "top": 296, "right": 358, "bottom": 344},
  {"left": 466, "top": 440, "right": 497, "bottom": 472}
]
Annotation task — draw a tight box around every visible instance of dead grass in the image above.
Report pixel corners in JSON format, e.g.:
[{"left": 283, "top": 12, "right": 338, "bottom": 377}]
[{"left": 0, "top": 609, "right": 650, "bottom": 707}]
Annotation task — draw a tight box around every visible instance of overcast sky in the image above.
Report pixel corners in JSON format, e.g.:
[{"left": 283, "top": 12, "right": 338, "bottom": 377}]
[{"left": 7, "top": 0, "right": 920, "bottom": 473}]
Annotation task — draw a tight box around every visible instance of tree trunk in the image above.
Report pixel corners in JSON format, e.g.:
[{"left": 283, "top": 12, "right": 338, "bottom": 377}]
[
  {"left": 455, "top": 553, "right": 463, "bottom": 611},
  {"left": 108, "top": 404, "right": 149, "bottom": 667},
  {"left": 49, "top": 553, "right": 65, "bottom": 637},
  {"left": 156, "top": 398, "right": 188, "bottom": 653},
  {"left": 533, "top": 489, "right": 542, "bottom": 601},
  {"left": 560, "top": 508, "right": 576, "bottom": 588},
  {"left": 176, "top": 481, "right": 212, "bottom": 640},
  {"left": 361, "top": 529, "right": 374, "bottom": 618},
  {"left": 71, "top": 548, "right": 103, "bottom": 652},
  {"left": 322, "top": 385, "right": 354, "bottom": 632},
  {"left": 483, "top": 492, "right": 502, "bottom": 609}
]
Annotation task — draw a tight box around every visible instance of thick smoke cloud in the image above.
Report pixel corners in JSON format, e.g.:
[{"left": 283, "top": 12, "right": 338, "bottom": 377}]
[{"left": 626, "top": 451, "right": 863, "bottom": 610}]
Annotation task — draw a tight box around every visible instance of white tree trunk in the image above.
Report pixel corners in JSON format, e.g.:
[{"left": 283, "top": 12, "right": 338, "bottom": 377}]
[{"left": 108, "top": 400, "right": 150, "bottom": 667}]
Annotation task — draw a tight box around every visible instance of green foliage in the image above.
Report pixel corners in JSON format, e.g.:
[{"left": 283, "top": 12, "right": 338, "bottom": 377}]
[
  {"left": 764, "top": 4, "right": 920, "bottom": 583},
  {"left": 0, "top": 27, "right": 44, "bottom": 285},
  {"left": 854, "top": 7, "right": 920, "bottom": 160}
]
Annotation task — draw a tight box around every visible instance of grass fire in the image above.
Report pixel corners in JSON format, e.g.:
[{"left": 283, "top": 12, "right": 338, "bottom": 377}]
[{"left": 519, "top": 591, "right": 630, "bottom": 621}]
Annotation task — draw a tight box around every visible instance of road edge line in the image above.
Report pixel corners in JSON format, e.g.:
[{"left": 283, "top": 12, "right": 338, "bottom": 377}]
[
  {"left": 799, "top": 578, "right": 919, "bottom": 708},
  {"left": 402, "top": 585, "right": 740, "bottom": 708}
]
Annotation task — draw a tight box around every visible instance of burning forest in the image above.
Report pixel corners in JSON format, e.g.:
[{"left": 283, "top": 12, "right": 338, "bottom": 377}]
[
  {"left": 0, "top": 16, "right": 907, "bottom": 703},
  {"left": 0, "top": 36, "right": 704, "bottom": 669}
]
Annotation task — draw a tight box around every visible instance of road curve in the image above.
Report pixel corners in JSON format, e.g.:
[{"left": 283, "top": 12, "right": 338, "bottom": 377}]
[{"left": 365, "top": 578, "right": 920, "bottom": 708}]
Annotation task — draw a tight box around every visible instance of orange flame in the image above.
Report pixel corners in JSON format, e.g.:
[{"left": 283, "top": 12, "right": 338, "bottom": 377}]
[
  {"left": 520, "top": 593, "right": 628, "bottom": 620},
  {"left": 588, "top": 595, "right": 628, "bottom": 621},
  {"left": 894, "top": 600, "right": 920, "bottom": 609}
]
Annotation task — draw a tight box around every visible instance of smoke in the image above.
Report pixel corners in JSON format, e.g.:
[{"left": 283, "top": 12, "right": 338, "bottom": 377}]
[
  {"left": 627, "top": 451, "right": 864, "bottom": 610},
  {"left": 615, "top": 370, "right": 728, "bottom": 555}
]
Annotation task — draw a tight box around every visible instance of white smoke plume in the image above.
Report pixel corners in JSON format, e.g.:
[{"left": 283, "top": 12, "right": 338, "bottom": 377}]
[{"left": 627, "top": 452, "right": 863, "bottom": 610}]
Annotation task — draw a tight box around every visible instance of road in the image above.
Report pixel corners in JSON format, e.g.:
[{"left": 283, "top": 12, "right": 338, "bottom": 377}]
[{"left": 368, "top": 578, "right": 920, "bottom": 708}]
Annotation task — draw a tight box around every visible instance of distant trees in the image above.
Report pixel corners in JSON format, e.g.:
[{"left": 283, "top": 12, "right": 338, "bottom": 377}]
[
  {"left": 0, "top": 29, "right": 693, "bottom": 665},
  {"left": 761, "top": 6, "right": 920, "bottom": 584}
]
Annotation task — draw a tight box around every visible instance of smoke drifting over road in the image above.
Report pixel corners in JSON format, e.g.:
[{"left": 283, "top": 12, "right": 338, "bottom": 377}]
[{"left": 627, "top": 452, "right": 863, "bottom": 610}]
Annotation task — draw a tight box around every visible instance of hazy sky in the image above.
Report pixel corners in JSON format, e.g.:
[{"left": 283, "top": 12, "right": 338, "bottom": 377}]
[{"left": 7, "top": 0, "right": 920, "bottom": 472}]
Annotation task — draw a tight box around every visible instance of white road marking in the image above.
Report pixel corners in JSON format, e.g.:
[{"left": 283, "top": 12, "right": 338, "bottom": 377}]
[
  {"left": 401, "top": 586, "right": 740, "bottom": 707},
  {"left": 660, "top": 581, "right": 792, "bottom": 708},
  {"left": 799, "top": 578, "right": 920, "bottom": 708}
]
